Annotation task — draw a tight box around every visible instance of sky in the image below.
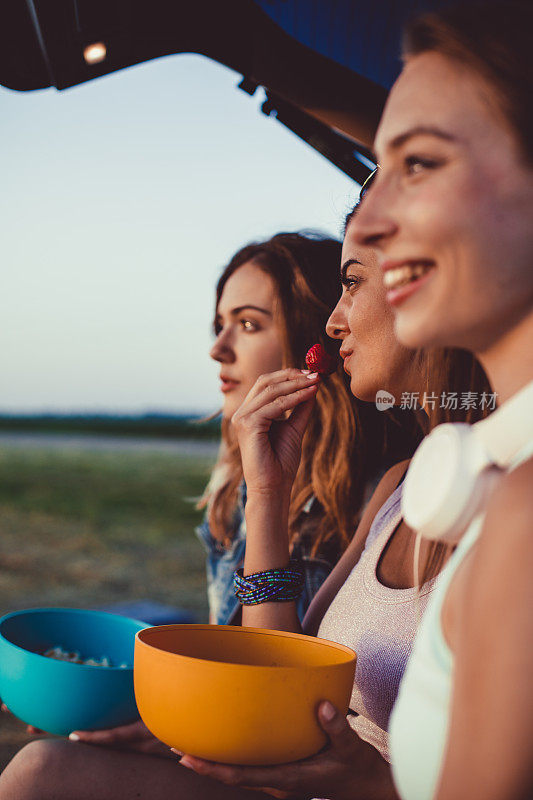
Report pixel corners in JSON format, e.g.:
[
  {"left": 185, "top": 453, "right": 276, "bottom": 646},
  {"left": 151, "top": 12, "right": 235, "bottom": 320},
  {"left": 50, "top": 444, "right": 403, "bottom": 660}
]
[{"left": 1, "top": 54, "right": 358, "bottom": 415}]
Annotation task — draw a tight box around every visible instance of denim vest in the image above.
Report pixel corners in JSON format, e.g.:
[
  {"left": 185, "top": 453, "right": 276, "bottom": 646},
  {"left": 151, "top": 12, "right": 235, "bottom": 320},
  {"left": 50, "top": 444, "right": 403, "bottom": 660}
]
[{"left": 195, "top": 484, "right": 334, "bottom": 625}]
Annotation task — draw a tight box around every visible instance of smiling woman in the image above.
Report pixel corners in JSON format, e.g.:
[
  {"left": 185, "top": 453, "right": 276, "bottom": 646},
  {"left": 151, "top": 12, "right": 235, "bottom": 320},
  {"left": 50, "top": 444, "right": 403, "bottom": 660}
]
[
  {"left": 350, "top": 2, "right": 533, "bottom": 798},
  {"left": 355, "top": 15, "right": 533, "bottom": 356},
  {"left": 0, "top": 230, "right": 426, "bottom": 800}
]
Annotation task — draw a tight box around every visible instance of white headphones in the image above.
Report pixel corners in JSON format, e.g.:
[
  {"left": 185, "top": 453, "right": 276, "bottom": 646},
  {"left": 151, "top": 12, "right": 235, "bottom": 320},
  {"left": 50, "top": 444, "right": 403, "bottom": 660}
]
[{"left": 402, "top": 380, "right": 533, "bottom": 544}]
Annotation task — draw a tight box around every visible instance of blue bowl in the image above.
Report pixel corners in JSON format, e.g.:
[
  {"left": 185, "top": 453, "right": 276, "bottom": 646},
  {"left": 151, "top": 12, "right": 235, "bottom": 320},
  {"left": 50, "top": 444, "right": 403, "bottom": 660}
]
[{"left": 0, "top": 608, "right": 147, "bottom": 735}]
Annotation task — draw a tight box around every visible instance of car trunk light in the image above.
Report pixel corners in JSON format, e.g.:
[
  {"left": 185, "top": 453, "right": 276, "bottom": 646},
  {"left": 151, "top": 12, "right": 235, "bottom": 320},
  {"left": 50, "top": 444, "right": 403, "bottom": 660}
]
[{"left": 83, "top": 43, "right": 107, "bottom": 65}]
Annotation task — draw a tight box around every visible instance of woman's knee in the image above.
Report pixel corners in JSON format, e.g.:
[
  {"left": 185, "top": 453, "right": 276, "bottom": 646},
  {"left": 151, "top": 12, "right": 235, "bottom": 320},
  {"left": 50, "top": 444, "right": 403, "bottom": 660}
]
[{"left": 0, "top": 739, "right": 71, "bottom": 799}]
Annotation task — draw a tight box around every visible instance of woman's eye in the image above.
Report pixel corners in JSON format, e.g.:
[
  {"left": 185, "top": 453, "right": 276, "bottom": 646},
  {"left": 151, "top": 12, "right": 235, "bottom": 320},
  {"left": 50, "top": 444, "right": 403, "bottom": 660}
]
[
  {"left": 404, "top": 155, "right": 440, "bottom": 175},
  {"left": 342, "top": 275, "right": 363, "bottom": 292},
  {"left": 240, "top": 319, "right": 259, "bottom": 332}
]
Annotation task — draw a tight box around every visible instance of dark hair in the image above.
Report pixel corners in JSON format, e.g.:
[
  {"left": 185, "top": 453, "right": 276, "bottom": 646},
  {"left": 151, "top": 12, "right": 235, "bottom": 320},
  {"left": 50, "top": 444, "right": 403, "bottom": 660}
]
[
  {"left": 404, "top": 0, "right": 533, "bottom": 164},
  {"left": 344, "top": 167, "right": 378, "bottom": 234},
  {"left": 343, "top": 203, "right": 492, "bottom": 583},
  {"left": 201, "top": 231, "right": 422, "bottom": 559},
  {"left": 344, "top": 203, "right": 491, "bottom": 426}
]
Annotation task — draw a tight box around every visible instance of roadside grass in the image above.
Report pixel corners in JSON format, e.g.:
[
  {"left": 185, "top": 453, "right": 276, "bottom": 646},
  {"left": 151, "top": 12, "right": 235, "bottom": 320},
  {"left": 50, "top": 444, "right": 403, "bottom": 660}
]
[
  {"left": 0, "top": 414, "right": 221, "bottom": 440},
  {"left": 0, "top": 447, "right": 213, "bottom": 544},
  {"left": 0, "top": 443, "right": 215, "bottom": 770}
]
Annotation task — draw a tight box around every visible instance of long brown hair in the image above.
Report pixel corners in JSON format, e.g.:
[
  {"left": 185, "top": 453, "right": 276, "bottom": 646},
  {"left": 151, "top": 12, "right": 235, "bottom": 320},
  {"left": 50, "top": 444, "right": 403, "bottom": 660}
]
[
  {"left": 200, "top": 231, "right": 422, "bottom": 559},
  {"left": 404, "top": 1, "right": 533, "bottom": 164}
]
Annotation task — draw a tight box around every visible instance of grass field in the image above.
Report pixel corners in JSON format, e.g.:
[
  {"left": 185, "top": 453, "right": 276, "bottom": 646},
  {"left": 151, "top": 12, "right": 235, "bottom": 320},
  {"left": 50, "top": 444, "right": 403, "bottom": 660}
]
[
  {"left": 0, "top": 414, "right": 221, "bottom": 440},
  {"left": 0, "top": 439, "right": 216, "bottom": 771}
]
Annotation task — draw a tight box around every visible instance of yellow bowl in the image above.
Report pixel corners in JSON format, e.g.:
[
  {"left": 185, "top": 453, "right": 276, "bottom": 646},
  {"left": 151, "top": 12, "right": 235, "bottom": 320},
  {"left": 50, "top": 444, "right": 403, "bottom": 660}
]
[{"left": 134, "top": 624, "right": 356, "bottom": 765}]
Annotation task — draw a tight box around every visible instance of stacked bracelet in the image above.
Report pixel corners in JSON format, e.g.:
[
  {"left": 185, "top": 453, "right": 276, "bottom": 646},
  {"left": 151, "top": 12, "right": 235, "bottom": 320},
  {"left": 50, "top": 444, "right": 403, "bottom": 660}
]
[{"left": 233, "top": 560, "right": 305, "bottom": 605}]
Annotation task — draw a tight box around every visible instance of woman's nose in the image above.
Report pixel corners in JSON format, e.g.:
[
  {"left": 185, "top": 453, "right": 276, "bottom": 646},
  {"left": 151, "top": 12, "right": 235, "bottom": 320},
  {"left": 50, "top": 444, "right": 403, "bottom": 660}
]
[
  {"left": 351, "top": 179, "right": 398, "bottom": 250},
  {"left": 326, "top": 299, "right": 349, "bottom": 339},
  {"left": 209, "top": 329, "right": 235, "bottom": 363}
]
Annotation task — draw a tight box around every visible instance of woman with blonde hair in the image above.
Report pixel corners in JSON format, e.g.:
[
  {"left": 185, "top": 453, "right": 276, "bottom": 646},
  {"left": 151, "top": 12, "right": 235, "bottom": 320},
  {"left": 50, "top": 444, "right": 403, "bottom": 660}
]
[
  {"left": 198, "top": 231, "right": 421, "bottom": 625},
  {"left": 0, "top": 218, "right": 492, "bottom": 797}
]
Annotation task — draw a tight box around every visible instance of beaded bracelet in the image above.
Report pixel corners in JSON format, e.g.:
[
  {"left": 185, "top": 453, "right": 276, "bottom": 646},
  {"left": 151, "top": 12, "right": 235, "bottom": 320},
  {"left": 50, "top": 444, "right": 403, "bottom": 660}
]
[{"left": 233, "top": 560, "right": 305, "bottom": 605}]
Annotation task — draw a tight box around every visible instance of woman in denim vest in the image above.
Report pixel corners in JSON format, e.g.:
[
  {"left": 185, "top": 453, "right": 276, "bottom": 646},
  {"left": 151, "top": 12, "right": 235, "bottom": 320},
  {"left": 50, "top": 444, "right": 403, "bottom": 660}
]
[
  {"left": 0, "top": 229, "right": 489, "bottom": 800},
  {"left": 197, "top": 231, "right": 422, "bottom": 625}
]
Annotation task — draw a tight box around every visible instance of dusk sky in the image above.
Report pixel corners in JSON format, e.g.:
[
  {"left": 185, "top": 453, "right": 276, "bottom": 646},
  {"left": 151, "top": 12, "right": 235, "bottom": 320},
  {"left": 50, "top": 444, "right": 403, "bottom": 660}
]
[{"left": 2, "top": 53, "right": 357, "bottom": 414}]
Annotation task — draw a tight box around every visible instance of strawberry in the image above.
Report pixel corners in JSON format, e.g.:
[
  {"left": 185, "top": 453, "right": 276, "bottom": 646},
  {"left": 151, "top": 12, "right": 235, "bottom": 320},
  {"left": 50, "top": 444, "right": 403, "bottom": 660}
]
[{"left": 305, "top": 343, "right": 337, "bottom": 375}]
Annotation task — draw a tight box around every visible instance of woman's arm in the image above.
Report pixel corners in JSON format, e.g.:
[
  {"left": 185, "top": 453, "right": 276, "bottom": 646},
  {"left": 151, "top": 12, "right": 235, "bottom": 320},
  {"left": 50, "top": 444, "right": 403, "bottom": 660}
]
[
  {"left": 303, "top": 459, "right": 410, "bottom": 636},
  {"left": 180, "top": 700, "right": 400, "bottom": 800},
  {"left": 235, "top": 366, "right": 411, "bottom": 634},
  {"left": 436, "top": 458, "right": 533, "bottom": 800},
  {"left": 239, "top": 490, "right": 301, "bottom": 631},
  {"left": 230, "top": 368, "right": 320, "bottom": 632}
]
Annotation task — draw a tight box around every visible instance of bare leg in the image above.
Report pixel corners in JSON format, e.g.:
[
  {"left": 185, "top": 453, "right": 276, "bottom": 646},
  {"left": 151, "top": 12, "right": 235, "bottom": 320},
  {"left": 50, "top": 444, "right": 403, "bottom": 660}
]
[{"left": 0, "top": 739, "right": 269, "bottom": 800}]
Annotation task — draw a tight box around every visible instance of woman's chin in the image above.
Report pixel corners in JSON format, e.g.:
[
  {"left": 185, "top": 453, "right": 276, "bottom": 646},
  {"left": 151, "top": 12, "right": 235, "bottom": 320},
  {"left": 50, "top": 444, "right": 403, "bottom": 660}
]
[
  {"left": 394, "top": 310, "right": 444, "bottom": 350},
  {"left": 222, "top": 396, "right": 242, "bottom": 421},
  {"left": 349, "top": 377, "right": 380, "bottom": 405}
]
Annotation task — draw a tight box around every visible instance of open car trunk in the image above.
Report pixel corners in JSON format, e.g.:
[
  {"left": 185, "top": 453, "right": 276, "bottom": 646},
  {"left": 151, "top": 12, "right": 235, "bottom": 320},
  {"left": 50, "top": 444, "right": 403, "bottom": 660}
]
[{"left": 0, "top": 0, "right": 471, "bottom": 182}]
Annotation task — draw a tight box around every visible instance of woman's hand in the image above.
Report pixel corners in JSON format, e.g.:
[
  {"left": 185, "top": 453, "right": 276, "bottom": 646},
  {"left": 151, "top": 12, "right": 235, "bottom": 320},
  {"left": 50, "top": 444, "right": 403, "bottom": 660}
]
[
  {"left": 1, "top": 702, "right": 44, "bottom": 735},
  {"left": 1, "top": 704, "right": 170, "bottom": 759},
  {"left": 67, "top": 720, "right": 172, "bottom": 757},
  {"left": 232, "top": 368, "right": 320, "bottom": 496},
  {"left": 235, "top": 368, "right": 320, "bottom": 627},
  {"left": 176, "top": 701, "right": 390, "bottom": 800}
]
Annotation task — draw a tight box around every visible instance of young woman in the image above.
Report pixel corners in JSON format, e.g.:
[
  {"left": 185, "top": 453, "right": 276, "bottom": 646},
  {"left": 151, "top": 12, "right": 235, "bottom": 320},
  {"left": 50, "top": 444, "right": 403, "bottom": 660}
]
[
  {"left": 166, "top": 211, "right": 488, "bottom": 800},
  {"left": 196, "top": 232, "right": 420, "bottom": 625},
  {"left": 0, "top": 228, "right": 435, "bottom": 800},
  {"left": 350, "top": 2, "right": 533, "bottom": 798}
]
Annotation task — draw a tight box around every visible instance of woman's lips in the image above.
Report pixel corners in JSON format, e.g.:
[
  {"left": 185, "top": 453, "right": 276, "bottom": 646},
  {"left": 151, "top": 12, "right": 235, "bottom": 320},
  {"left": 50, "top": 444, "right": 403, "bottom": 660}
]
[
  {"left": 220, "top": 378, "right": 240, "bottom": 393},
  {"left": 385, "top": 268, "right": 435, "bottom": 307},
  {"left": 381, "top": 260, "right": 436, "bottom": 307},
  {"left": 340, "top": 350, "right": 353, "bottom": 374}
]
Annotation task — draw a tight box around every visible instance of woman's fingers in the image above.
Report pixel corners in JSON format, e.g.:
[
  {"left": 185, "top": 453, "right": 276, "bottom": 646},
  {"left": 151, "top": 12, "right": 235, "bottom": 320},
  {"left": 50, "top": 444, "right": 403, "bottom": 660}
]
[
  {"left": 178, "top": 706, "right": 359, "bottom": 789},
  {"left": 317, "top": 701, "right": 356, "bottom": 756},
  {"left": 249, "top": 382, "right": 319, "bottom": 424},
  {"left": 242, "top": 368, "right": 317, "bottom": 403},
  {"left": 1, "top": 704, "right": 44, "bottom": 734},
  {"left": 69, "top": 721, "right": 151, "bottom": 745},
  {"left": 234, "top": 373, "right": 319, "bottom": 424},
  {"left": 284, "top": 396, "right": 317, "bottom": 440},
  {"left": 255, "top": 368, "right": 316, "bottom": 390},
  {"left": 178, "top": 755, "right": 304, "bottom": 791},
  {"left": 68, "top": 722, "right": 172, "bottom": 756},
  {"left": 69, "top": 730, "right": 119, "bottom": 744}
]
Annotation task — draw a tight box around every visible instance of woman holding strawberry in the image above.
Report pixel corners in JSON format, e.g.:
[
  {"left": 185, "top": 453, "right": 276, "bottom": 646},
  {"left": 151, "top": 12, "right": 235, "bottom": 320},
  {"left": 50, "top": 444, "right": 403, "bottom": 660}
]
[
  {"left": 0, "top": 205, "right": 490, "bottom": 798},
  {"left": 196, "top": 231, "right": 421, "bottom": 626}
]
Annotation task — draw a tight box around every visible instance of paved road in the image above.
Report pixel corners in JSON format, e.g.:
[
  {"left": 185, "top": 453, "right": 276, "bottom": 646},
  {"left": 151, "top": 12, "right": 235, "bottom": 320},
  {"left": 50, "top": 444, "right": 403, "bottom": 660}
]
[{"left": 0, "top": 432, "right": 219, "bottom": 458}]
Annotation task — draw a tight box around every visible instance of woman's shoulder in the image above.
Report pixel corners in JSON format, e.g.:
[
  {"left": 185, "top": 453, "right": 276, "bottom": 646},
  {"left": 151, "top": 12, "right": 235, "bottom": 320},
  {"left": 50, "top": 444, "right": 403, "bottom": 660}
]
[
  {"left": 493, "top": 455, "right": 533, "bottom": 501},
  {"left": 369, "top": 459, "right": 410, "bottom": 507},
  {"left": 478, "top": 456, "right": 533, "bottom": 558},
  {"left": 344, "top": 459, "right": 410, "bottom": 554},
  {"left": 451, "top": 457, "right": 533, "bottom": 625}
]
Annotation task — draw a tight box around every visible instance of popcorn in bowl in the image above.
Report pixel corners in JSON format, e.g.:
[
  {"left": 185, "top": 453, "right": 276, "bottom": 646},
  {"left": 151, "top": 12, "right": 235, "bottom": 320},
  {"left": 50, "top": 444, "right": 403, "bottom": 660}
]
[{"left": 43, "top": 645, "right": 130, "bottom": 668}]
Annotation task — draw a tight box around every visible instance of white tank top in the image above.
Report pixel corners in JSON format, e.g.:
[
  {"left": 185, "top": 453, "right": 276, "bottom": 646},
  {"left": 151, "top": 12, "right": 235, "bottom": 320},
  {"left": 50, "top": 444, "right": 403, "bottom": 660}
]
[
  {"left": 317, "top": 483, "right": 435, "bottom": 762},
  {"left": 389, "top": 440, "right": 533, "bottom": 799}
]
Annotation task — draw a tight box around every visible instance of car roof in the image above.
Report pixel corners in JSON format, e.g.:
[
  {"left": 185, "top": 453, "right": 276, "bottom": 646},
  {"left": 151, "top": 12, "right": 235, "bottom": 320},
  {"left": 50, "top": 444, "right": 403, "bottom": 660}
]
[{"left": 0, "top": 0, "right": 476, "bottom": 181}]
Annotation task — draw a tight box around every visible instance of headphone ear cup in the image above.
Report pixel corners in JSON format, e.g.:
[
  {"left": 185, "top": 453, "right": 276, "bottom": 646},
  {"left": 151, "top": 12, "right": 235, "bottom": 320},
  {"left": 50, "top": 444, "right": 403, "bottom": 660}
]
[{"left": 402, "top": 424, "right": 497, "bottom": 545}]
